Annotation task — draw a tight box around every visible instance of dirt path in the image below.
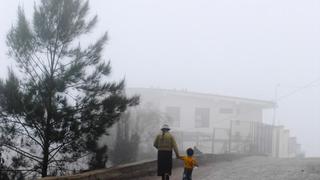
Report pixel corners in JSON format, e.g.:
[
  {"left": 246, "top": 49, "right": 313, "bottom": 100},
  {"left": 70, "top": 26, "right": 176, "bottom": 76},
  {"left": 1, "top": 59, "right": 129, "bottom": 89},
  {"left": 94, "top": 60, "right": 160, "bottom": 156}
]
[{"left": 135, "top": 156, "right": 320, "bottom": 180}]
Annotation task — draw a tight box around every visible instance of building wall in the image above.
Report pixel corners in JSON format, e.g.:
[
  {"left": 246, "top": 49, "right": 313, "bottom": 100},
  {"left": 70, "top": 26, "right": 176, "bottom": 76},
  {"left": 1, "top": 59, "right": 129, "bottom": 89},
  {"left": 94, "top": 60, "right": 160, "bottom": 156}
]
[
  {"left": 272, "top": 126, "right": 293, "bottom": 158},
  {"left": 126, "top": 88, "right": 273, "bottom": 154},
  {"left": 288, "top": 137, "right": 298, "bottom": 158},
  {"left": 144, "top": 92, "right": 265, "bottom": 131},
  {"left": 279, "top": 129, "right": 290, "bottom": 158}
]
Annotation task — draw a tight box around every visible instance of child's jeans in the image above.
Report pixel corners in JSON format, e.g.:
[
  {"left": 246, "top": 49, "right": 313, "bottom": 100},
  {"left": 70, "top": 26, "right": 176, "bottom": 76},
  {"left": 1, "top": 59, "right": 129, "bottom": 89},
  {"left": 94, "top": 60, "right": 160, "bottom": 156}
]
[{"left": 183, "top": 168, "right": 193, "bottom": 180}]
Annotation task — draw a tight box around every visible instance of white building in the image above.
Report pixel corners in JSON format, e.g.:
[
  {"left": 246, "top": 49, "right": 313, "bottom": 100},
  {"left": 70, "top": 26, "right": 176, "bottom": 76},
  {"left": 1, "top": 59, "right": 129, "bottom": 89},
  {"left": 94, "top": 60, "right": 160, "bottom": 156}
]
[
  {"left": 126, "top": 88, "right": 275, "bottom": 154},
  {"left": 122, "top": 87, "right": 303, "bottom": 158}
]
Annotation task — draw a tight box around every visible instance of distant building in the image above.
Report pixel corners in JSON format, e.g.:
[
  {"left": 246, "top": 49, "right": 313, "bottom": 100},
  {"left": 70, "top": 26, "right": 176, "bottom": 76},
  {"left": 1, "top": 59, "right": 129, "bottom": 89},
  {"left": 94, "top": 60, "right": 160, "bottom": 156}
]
[
  {"left": 126, "top": 88, "right": 274, "bottom": 154},
  {"left": 124, "top": 88, "right": 302, "bottom": 158}
]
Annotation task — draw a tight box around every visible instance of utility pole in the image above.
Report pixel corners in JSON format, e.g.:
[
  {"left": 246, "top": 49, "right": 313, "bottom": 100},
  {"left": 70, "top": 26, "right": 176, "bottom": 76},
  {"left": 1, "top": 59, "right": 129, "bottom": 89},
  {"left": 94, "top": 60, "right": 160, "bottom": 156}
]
[
  {"left": 272, "top": 84, "right": 280, "bottom": 126},
  {"left": 272, "top": 84, "right": 280, "bottom": 157}
]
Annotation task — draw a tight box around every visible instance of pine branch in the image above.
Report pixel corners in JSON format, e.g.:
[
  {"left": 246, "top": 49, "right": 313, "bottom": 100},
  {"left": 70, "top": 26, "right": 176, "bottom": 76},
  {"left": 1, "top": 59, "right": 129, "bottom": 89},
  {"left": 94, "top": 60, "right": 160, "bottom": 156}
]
[
  {"left": 3, "top": 144, "right": 42, "bottom": 163},
  {"left": 53, "top": 44, "right": 65, "bottom": 74},
  {"left": 9, "top": 47, "right": 39, "bottom": 85},
  {"left": 31, "top": 52, "right": 50, "bottom": 75},
  {"left": 48, "top": 139, "right": 73, "bottom": 162},
  {"left": 12, "top": 115, "right": 44, "bottom": 149}
]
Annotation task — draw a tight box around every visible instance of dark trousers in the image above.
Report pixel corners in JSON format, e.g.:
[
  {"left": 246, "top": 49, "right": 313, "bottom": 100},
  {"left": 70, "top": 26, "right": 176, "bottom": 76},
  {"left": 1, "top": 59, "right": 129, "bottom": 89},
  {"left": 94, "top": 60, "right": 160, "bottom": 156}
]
[
  {"left": 157, "top": 150, "right": 172, "bottom": 177},
  {"left": 183, "top": 168, "right": 193, "bottom": 180},
  {"left": 162, "top": 174, "right": 170, "bottom": 180}
]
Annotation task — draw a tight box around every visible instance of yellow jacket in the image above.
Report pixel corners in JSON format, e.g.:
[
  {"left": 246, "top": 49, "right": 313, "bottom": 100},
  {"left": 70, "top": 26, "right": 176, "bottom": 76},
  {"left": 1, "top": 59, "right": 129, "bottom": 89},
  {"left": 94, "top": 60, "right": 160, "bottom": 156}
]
[
  {"left": 180, "top": 156, "right": 198, "bottom": 169},
  {"left": 153, "top": 132, "right": 180, "bottom": 157}
]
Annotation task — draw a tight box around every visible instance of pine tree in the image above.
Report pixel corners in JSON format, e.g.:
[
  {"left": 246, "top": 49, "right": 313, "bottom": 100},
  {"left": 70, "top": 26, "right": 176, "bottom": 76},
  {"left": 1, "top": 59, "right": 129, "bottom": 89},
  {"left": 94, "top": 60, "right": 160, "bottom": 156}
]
[
  {"left": 0, "top": 0, "right": 138, "bottom": 177},
  {"left": 111, "top": 112, "right": 140, "bottom": 165}
]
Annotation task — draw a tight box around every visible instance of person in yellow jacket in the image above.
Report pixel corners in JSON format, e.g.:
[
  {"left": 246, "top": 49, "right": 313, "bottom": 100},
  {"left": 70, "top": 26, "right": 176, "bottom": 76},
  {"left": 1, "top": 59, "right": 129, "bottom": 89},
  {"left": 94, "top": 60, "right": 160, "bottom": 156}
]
[
  {"left": 179, "top": 148, "right": 198, "bottom": 180},
  {"left": 154, "top": 124, "right": 180, "bottom": 180}
]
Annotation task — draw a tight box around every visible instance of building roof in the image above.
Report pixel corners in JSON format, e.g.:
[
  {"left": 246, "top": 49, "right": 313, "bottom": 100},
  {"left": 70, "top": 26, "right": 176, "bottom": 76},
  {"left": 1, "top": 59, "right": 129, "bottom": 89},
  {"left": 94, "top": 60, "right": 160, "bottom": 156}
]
[{"left": 127, "top": 87, "right": 275, "bottom": 109}]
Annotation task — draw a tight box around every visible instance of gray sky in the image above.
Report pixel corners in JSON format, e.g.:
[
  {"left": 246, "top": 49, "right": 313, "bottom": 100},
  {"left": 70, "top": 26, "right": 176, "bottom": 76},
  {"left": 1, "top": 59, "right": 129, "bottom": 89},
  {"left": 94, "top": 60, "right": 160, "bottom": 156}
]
[{"left": 1, "top": 0, "right": 320, "bottom": 156}]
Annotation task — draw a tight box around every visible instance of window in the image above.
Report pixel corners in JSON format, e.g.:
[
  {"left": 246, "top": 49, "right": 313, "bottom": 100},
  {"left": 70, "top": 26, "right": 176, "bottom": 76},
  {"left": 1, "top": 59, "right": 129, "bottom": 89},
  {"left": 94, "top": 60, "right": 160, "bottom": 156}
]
[
  {"left": 219, "top": 108, "right": 234, "bottom": 114},
  {"left": 165, "top": 106, "right": 180, "bottom": 127},
  {"left": 234, "top": 131, "right": 241, "bottom": 140},
  {"left": 195, "top": 108, "right": 210, "bottom": 128}
]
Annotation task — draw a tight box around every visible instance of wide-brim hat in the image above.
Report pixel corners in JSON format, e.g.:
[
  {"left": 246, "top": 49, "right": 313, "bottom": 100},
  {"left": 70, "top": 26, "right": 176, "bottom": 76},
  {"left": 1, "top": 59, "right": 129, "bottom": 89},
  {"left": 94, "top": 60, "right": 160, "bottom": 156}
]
[{"left": 161, "top": 124, "right": 170, "bottom": 130}]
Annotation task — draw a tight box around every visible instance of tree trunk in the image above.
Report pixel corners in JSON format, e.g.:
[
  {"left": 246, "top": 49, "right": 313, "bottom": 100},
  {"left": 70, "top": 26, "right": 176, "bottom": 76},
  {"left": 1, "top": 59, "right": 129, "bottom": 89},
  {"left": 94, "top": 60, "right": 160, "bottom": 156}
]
[
  {"left": 41, "top": 141, "right": 50, "bottom": 177},
  {"left": 42, "top": 79, "right": 53, "bottom": 177}
]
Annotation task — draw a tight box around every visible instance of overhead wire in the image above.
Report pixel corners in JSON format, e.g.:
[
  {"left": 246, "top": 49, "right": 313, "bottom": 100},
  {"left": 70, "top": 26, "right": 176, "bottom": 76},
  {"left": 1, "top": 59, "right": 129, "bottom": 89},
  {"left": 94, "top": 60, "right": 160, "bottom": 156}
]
[{"left": 277, "top": 78, "right": 320, "bottom": 102}]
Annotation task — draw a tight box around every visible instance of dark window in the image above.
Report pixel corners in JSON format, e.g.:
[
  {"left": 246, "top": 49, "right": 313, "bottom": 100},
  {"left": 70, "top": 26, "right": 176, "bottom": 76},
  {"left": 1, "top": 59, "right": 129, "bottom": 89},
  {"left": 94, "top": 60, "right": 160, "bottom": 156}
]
[
  {"left": 219, "top": 108, "right": 234, "bottom": 114},
  {"left": 166, "top": 106, "right": 180, "bottom": 127},
  {"left": 195, "top": 108, "right": 210, "bottom": 128}
]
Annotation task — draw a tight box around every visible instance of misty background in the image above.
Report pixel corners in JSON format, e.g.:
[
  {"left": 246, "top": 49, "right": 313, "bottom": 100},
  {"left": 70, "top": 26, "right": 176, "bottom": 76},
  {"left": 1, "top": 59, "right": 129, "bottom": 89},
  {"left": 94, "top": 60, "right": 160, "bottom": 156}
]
[{"left": 1, "top": 0, "right": 320, "bottom": 156}]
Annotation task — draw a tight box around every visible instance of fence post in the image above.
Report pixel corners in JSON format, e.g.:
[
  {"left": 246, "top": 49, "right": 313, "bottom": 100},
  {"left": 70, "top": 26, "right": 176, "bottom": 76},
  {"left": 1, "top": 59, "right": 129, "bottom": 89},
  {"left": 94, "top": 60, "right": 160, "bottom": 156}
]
[
  {"left": 212, "top": 128, "right": 215, "bottom": 154},
  {"left": 229, "top": 120, "right": 233, "bottom": 153},
  {"left": 196, "top": 132, "right": 199, "bottom": 147}
]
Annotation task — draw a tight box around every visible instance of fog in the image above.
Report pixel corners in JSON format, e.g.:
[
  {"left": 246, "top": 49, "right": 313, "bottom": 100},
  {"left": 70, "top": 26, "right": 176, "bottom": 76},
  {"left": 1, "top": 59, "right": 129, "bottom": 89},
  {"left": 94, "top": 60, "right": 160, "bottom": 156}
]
[{"left": 1, "top": 0, "right": 320, "bottom": 160}]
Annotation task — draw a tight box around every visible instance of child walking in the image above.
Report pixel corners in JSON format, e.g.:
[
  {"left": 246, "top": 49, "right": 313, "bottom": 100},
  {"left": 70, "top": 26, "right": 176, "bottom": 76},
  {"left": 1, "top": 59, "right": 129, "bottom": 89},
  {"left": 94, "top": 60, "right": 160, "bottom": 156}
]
[{"left": 180, "top": 148, "right": 198, "bottom": 180}]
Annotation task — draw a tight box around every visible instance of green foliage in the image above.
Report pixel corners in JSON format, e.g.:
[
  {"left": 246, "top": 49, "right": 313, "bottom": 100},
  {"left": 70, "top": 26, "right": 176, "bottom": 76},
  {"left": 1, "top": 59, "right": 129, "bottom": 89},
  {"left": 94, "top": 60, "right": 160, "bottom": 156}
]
[
  {"left": 1, "top": 0, "right": 138, "bottom": 177},
  {"left": 0, "top": 151, "right": 25, "bottom": 180},
  {"left": 110, "top": 105, "right": 164, "bottom": 165},
  {"left": 111, "top": 113, "right": 140, "bottom": 165}
]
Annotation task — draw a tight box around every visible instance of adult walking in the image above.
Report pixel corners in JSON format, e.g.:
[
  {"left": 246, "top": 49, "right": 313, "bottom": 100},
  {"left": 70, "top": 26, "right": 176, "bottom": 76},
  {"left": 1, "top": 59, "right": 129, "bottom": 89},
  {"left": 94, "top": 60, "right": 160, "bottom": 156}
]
[{"left": 154, "top": 124, "right": 180, "bottom": 180}]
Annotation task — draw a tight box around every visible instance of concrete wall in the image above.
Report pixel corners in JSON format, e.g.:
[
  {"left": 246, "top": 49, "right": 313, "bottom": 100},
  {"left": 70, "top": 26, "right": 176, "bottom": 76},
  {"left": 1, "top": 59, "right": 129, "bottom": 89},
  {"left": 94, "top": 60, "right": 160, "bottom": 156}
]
[
  {"left": 38, "top": 154, "right": 247, "bottom": 180},
  {"left": 272, "top": 126, "right": 296, "bottom": 158},
  {"left": 288, "top": 137, "right": 298, "bottom": 158}
]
